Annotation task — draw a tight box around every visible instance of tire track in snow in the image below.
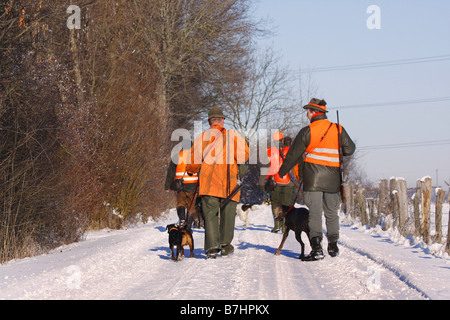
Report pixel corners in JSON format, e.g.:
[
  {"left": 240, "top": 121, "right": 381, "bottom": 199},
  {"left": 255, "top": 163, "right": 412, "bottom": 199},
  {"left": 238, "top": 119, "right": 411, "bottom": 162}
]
[
  {"left": 234, "top": 208, "right": 327, "bottom": 299},
  {"left": 233, "top": 206, "right": 427, "bottom": 300},
  {"left": 337, "top": 237, "right": 431, "bottom": 299},
  {"left": 152, "top": 257, "right": 203, "bottom": 299}
]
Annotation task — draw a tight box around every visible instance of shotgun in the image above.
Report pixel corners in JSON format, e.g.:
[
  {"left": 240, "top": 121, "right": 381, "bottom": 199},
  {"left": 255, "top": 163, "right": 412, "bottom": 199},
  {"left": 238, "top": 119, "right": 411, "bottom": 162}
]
[
  {"left": 336, "top": 110, "right": 346, "bottom": 203},
  {"left": 220, "top": 180, "right": 242, "bottom": 210}
]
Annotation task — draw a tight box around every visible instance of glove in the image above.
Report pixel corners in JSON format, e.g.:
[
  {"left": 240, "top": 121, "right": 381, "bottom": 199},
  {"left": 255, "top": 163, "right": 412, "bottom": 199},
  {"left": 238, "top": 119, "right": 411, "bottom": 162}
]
[{"left": 264, "top": 177, "right": 276, "bottom": 192}]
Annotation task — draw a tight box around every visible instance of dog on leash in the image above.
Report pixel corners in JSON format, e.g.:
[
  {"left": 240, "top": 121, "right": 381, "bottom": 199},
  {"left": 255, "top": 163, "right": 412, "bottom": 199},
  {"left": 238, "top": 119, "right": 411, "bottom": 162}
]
[
  {"left": 236, "top": 203, "right": 255, "bottom": 229},
  {"left": 166, "top": 224, "right": 194, "bottom": 261},
  {"left": 274, "top": 206, "right": 311, "bottom": 260}
]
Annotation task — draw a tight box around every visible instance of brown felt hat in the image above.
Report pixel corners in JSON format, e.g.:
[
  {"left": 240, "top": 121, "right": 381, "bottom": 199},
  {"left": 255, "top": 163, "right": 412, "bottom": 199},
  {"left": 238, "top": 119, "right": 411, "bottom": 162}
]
[
  {"left": 208, "top": 105, "right": 225, "bottom": 120},
  {"left": 303, "top": 98, "right": 328, "bottom": 113}
]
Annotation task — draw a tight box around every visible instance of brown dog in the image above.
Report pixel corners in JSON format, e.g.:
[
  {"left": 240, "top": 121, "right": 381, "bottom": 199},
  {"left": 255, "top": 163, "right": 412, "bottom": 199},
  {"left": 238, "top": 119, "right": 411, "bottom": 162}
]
[
  {"left": 274, "top": 206, "right": 311, "bottom": 260},
  {"left": 166, "top": 224, "right": 194, "bottom": 261}
]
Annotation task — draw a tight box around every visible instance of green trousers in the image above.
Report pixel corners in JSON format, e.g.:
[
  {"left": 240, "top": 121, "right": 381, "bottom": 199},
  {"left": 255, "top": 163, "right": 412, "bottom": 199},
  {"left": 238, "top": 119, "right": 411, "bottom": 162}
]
[
  {"left": 270, "top": 185, "right": 295, "bottom": 230},
  {"left": 201, "top": 196, "right": 237, "bottom": 254}
]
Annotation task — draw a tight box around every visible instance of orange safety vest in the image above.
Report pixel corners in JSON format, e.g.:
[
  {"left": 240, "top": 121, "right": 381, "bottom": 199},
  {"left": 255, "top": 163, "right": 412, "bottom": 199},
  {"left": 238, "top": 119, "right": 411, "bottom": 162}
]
[
  {"left": 267, "top": 146, "right": 291, "bottom": 184},
  {"left": 304, "top": 119, "right": 341, "bottom": 168},
  {"left": 175, "top": 150, "right": 198, "bottom": 184}
]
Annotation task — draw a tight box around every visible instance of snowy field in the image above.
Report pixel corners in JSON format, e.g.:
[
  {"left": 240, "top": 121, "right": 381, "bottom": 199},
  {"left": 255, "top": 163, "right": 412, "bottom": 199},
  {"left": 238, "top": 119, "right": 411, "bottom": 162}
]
[{"left": 0, "top": 204, "right": 449, "bottom": 301}]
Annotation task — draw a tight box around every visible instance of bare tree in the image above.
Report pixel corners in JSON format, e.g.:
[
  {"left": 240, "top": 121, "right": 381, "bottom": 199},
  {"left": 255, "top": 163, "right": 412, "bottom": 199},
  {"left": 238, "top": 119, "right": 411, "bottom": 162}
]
[
  {"left": 223, "top": 48, "right": 293, "bottom": 140},
  {"left": 0, "top": 0, "right": 261, "bottom": 261},
  {"left": 139, "top": 0, "right": 256, "bottom": 129},
  {"left": 224, "top": 48, "right": 319, "bottom": 143}
]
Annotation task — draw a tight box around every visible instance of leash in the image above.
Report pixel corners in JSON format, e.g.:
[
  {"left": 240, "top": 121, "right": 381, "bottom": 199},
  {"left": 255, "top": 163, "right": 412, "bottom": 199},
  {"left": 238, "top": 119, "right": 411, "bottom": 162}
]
[
  {"left": 185, "top": 182, "right": 199, "bottom": 222},
  {"left": 284, "top": 179, "right": 304, "bottom": 215}
]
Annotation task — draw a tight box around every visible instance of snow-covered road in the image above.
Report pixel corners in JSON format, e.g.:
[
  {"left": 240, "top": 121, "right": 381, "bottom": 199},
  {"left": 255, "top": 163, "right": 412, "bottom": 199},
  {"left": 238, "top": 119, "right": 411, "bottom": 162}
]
[{"left": 0, "top": 205, "right": 448, "bottom": 300}]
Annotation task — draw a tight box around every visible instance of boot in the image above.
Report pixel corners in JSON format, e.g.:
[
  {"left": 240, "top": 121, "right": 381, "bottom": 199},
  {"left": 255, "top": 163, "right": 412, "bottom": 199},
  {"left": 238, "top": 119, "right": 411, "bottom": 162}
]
[
  {"left": 327, "top": 242, "right": 339, "bottom": 257},
  {"left": 176, "top": 206, "right": 186, "bottom": 225},
  {"left": 206, "top": 249, "right": 219, "bottom": 259},
  {"left": 303, "top": 237, "right": 324, "bottom": 261},
  {"left": 221, "top": 244, "right": 234, "bottom": 256},
  {"left": 271, "top": 220, "right": 280, "bottom": 233},
  {"left": 271, "top": 207, "right": 281, "bottom": 233}
]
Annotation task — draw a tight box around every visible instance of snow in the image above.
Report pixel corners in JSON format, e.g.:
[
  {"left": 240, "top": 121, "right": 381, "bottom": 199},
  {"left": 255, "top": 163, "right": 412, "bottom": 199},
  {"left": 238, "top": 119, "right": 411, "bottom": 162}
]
[{"left": 0, "top": 204, "right": 449, "bottom": 300}]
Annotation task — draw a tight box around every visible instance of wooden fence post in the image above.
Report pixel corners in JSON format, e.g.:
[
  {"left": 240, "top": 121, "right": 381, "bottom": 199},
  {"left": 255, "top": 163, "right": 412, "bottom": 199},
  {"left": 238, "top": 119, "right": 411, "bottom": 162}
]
[
  {"left": 344, "top": 184, "right": 355, "bottom": 220},
  {"left": 446, "top": 193, "right": 450, "bottom": 255},
  {"left": 397, "top": 178, "right": 408, "bottom": 235},
  {"left": 378, "top": 179, "right": 389, "bottom": 216},
  {"left": 420, "top": 177, "right": 432, "bottom": 245},
  {"left": 389, "top": 178, "right": 398, "bottom": 222},
  {"left": 413, "top": 180, "right": 421, "bottom": 236},
  {"left": 356, "top": 184, "right": 368, "bottom": 225},
  {"left": 368, "top": 198, "right": 376, "bottom": 227},
  {"left": 435, "top": 188, "right": 446, "bottom": 243}
]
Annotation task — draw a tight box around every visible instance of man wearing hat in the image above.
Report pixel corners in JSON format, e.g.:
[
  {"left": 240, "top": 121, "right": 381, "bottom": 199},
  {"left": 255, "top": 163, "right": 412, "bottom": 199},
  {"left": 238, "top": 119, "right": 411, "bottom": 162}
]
[
  {"left": 278, "top": 98, "right": 355, "bottom": 261},
  {"left": 186, "top": 106, "right": 249, "bottom": 259}
]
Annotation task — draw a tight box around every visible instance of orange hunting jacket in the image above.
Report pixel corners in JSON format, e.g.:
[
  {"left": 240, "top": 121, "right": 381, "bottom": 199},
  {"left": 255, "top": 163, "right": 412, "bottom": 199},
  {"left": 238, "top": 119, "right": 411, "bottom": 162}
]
[{"left": 186, "top": 124, "right": 249, "bottom": 202}]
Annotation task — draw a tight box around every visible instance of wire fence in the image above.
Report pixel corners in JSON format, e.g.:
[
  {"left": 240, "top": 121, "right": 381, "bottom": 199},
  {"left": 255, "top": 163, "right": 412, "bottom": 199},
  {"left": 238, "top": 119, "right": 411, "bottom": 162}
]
[{"left": 341, "top": 177, "right": 450, "bottom": 255}]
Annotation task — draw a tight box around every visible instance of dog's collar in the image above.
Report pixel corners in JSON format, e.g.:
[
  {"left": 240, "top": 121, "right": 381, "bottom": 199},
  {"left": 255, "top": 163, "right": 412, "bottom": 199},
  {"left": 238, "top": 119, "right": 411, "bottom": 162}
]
[{"left": 169, "top": 225, "right": 184, "bottom": 232}]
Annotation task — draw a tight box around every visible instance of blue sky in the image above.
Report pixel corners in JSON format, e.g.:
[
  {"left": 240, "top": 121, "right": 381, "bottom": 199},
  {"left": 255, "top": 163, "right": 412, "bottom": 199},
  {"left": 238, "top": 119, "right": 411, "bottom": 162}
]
[{"left": 252, "top": 0, "right": 450, "bottom": 187}]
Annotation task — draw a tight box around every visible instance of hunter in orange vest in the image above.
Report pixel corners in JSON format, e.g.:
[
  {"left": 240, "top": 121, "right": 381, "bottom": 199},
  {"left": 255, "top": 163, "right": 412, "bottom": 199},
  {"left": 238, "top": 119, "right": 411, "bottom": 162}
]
[
  {"left": 279, "top": 98, "right": 355, "bottom": 261},
  {"left": 175, "top": 150, "right": 199, "bottom": 184},
  {"left": 165, "top": 149, "right": 199, "bottom": 225},
  {"left": 265, "top": 131, "right": 298, "bottom": 233},
  {"left": 186, "top": 106, "right": 249, "bottom": 258}
]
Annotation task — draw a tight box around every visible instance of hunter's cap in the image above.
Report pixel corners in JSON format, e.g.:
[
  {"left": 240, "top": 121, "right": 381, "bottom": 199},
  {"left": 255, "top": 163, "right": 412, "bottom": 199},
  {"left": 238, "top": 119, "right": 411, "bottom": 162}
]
[
  {"left": 303, "top": 98, "right": 328, "bottom": 113},
  {"left": 272, "top": 131, "right": 284, "bottom": 141},
  {"left": 208, "top": 105, "right": 225, "bottom": 120}
]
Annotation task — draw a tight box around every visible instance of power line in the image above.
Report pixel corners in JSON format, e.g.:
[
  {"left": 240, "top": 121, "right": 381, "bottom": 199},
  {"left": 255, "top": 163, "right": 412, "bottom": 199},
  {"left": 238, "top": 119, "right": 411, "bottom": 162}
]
[
  {"left": 328, "top": 96, "right": 450, "bottom": 110},
  {"left": 295, "top": 54, "right": 450, "bottom": 74},
  {"left": 359, "top": 139, "right": 450, "bottom": 151}
]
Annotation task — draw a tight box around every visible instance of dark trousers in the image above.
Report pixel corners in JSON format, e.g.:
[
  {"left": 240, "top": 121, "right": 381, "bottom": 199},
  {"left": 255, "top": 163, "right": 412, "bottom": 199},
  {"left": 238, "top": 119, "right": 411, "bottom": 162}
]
[{"left": 201, "top": 196, "right": 237, "bottom": 254}]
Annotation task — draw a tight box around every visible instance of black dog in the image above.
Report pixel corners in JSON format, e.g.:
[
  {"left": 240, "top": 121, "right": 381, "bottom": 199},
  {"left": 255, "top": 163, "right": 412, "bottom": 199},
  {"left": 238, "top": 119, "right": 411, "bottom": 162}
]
[
  {"left": 166, "top": 224, "right": 194, "bottom": 261},
  {"left": 274, "top": 206, "right": 311, "bottom": 260}
]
